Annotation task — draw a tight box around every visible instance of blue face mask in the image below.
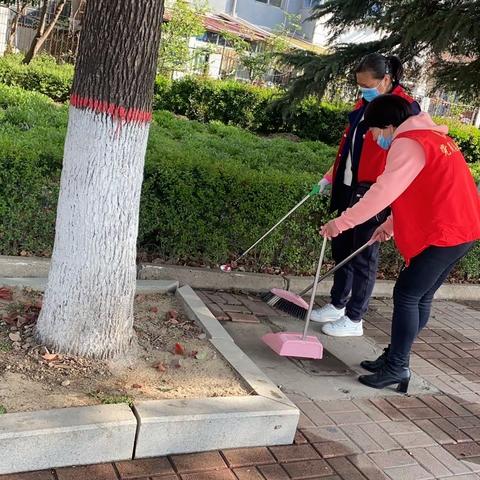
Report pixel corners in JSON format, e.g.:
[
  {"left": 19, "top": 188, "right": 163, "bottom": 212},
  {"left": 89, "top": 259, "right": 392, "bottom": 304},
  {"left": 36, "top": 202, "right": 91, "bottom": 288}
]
[
  {"left": 360, "top": 86, "right": 380, "bottom": 102},
  {"left": 377, "top": 134, "right": 393, "bottom": 150}
]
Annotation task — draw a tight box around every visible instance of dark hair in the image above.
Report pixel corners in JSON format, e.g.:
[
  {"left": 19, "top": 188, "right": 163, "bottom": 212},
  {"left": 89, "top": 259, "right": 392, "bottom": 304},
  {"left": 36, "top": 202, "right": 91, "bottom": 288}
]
[
  {"left": 355, "top": 53, "right": 404, "bottom": 85},
  {"left": 364, "top": 95, "right": 414, "bottom": 128}
]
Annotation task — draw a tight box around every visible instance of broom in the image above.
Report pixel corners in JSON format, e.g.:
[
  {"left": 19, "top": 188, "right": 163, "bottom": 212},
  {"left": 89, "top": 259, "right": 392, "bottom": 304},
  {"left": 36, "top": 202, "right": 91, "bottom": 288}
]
[{"left": 262, "top": 239, "right": 375, "bottom": 319}]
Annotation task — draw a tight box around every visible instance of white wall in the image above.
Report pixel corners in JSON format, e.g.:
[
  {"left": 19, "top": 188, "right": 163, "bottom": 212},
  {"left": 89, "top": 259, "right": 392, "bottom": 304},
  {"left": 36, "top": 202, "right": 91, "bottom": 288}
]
[{"left": 0, "top": 6, "right": 10, "bottom": 56}]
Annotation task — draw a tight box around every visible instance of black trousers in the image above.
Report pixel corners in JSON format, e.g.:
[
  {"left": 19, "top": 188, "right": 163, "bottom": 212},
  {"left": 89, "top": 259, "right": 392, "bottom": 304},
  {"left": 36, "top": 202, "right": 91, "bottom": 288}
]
[
  {"left": 390, "top": 242, "right": 475, "bottom": 364},
  {"left": 330, "top": 184, "right": 388, "bottom": 322}
]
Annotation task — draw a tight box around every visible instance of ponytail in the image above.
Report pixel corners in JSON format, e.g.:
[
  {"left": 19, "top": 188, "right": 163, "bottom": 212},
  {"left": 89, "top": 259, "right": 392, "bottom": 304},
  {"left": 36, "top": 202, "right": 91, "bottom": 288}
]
[{"left": 356, "top": 53, "right": 404, "bottom": 86}]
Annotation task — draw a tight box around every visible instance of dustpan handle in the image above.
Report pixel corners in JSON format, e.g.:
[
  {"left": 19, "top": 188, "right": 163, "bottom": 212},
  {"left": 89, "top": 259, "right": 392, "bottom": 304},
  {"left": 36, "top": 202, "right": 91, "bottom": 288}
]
[
  {"left": 298, "top": 238, "right": 376, "bottom": 297},
  {"left": 302, "top": 236, "right": 328, "bottom": 340}
]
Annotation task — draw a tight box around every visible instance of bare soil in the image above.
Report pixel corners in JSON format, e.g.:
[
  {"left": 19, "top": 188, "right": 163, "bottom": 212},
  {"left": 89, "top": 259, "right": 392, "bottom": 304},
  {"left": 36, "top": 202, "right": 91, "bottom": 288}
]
[{"left": 0, "top": 287, "right": 249, "bottom": 413}]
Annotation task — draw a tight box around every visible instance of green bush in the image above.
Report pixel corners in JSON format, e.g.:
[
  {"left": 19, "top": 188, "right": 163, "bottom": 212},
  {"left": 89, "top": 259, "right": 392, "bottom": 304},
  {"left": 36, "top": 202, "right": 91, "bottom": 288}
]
[
  {"left": 0, "top": 84, "right": 478, "bottom": 280},
  {"left": 434, "top": 117, "right": 480, "bottom": 164},
  {"left": 0, "top": 55, "right": 73, "bottom": 103}
]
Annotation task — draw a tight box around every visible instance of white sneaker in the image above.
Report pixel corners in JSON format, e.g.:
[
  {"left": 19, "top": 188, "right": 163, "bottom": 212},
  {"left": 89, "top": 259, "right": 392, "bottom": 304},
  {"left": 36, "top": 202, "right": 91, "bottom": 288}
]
[
  {"left": 311, "top": 304, "right": 345, "bottom": 323},
  {"left": 321, "top": 316, "right": 363, "bottom": 337}
]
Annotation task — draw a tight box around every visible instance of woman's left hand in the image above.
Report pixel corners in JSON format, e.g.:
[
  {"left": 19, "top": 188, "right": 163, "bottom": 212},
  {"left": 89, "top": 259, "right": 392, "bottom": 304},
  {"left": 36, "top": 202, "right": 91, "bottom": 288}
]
[{"left": 320, "top": 219, "right": 341, "bottom": 239}]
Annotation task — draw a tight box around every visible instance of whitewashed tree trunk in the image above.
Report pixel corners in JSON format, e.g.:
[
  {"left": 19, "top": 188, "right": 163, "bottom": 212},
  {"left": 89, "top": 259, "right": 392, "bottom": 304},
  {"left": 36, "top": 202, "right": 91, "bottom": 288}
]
[{"left": 36, "top": 0, "right": 164, "bottom": 359}]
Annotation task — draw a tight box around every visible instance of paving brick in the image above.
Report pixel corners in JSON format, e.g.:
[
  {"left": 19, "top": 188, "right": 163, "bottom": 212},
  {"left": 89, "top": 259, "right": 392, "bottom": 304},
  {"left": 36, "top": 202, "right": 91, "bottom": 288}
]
[
  {"left": 237, "top": 298, "right": 277, "bottom": 317},
  {"left": 218, "top": 293, "right": 243, "bottom": 305},
  {"left": 326, "top": 411, "right": 371, "bottom": 425},
  {"left": 417, "top": 395, "right": 457, "bottom": 416},
  {"left": 0, "top": 472, "right": 54, "bottom": 480},
  {"left": 386, "top": 397, "right": 425, "bottom": 409},
  {"left": 301, "top": 426, "right": 348, "bottom": 443},
  {"left": 444, "top": 442, "right": 480, "bottom": 459},
  {"left": 222, "top": 448, "right": 275, "bottom": 468},
  {"left": 222, "top": 305, "right": 252, "bottom": 314},
  {"left": 414, "top": 419, "right": 456, "bottom": 445},
  {"left": 370, "top": 399, "right": 407, "bottom": 421},
  {"left": 227, "top": 312, "right": 260, "bottom": 323},
  {"left": 369, "top": 450, "right": 417, "bottom": 469},
  {"left": 257, "top": 464, "right": 290, "bottom": 480},
  {"left": 269, "top": 444, "right": 319, "bottom": 463},
  {"left": 426, "top": 445, "right": 472, "bottom": 475},
  {"left": 348, "top": 454, "right": 389, "bottom": 480},
  {"left": 151, "top": 476, "right": 178, "bottom": 480},
  {"left": 294, "top": 431, "right": 309, "bottom": 444},
  {"left": 383, "top": 464, "right": 434, "bottom": 480},
  {"left": 463, "top": 427, "right": 480, "bottom": 441},
  {"left": 431, "top": 418, "right": 473, "bottom": 443},
  {"left": 171, "top": 452, "right": 227, "bottom": 473},
  {"left": 409, "top": 447, "right": 452, "bottom": 477},
  {"left": 298, "top": 403, "right": 335, "bottom": 427},
  {"left": 56, "top": 464, "right": 118, "bottom": 480},
  {"left": 399, "top": 407, "right": 440, "bottom": 420},
  {"left": 392, "top": 431, "right": 436, "bottom": 448},
  {"left": 206, "top": 303, "right": 230, "bottom": 321},
  {"left": 282, "top": 459, "right": 334, "bottom": 479},
  {"left": 434, "top": 395, "right": 471, "bottom": 416},
  {"left": 313, "top": 439, "right": 361, "bottom": 458},
  {"left": 380, "top": 421, "right": 421, "bottom": 435},
  {"left": 116, "top": 458, "right": 174, "bottom": 478},
  {"left": 448, "top": 416, "right": 480, "bottom": 428},
  {"left": 326, "top": 457, "right": 367, "bottom": 480},
  {"left": 298, "top": 412, "right": 316, "bottom": 428},
  {"left": 180, "top": 470, "right": 236, "bottom": 480},
  {"left": 359, "top": 423, "right": 400, "bottom": 451},
  {"left": 464, "top": 404, "right": 480, "bottom": 415},
  {"left": 232, "top": 467, "right": 263, "bottom": 480},
  {"left": 316, "top": 400, "right": 360, "bottom": 413},
  {"left": 353, "top": 399, "right": 390, "bottom": 422},
  {"left": 340, "top": 425, "right": 383, "bottom": 453}
]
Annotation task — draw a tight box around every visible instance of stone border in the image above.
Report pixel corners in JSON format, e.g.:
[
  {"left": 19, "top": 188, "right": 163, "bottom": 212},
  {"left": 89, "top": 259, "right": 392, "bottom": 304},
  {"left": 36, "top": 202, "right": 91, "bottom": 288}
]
[
  {"left": 2, "top": 255, "right": 479, "bottom": 300},
  {"left": 0, "top": 280, "right": 298, "bottom": 474}
]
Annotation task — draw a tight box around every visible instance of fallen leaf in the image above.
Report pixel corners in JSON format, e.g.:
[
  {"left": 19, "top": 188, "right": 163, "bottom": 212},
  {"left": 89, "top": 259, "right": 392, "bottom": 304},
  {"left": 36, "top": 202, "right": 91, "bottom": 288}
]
[
  {"left": 42, "top": 353, "right": 59, "bottom": 362},
  {"left": 167, "top": 309, "right": 178, "bottom": 319},
  {"left": 8, "top": 332, "right": 21, "bottom": 342},
  {"left": 132, "top": 384, "right": 142, "bottom": 389},
  {"left": 174, "top": 342, "right": 185, "bottom": 356},
  {"left": 170, "top": 358, "right": 183, "bottom": 369},
  {"left": 153, "top": 361, "right": 167, "bottom": 372},
  {"left": 195, "top": 350, "right": 209, "bottom": 361},
  {"left": 197, "top": 333, "right": 207, "bottom": 340},
  {"left": 0, "top": 287, "right": 13, "bottom": 301},
  {"left": 150, "top": 306, "right": 159, "bottom": 313},
  {"left": 16, "top": 316, "right": 29, "bottom": 328},
  {"left": 61, "top": 380, "right": 71, "bottom": 387}
]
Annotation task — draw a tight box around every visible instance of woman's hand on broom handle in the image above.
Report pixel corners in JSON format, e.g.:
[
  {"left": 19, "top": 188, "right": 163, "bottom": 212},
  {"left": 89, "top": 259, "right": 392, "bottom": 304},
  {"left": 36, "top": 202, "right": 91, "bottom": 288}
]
[{"left": 320, "top": 219, "right": 341, "bottom": 239}]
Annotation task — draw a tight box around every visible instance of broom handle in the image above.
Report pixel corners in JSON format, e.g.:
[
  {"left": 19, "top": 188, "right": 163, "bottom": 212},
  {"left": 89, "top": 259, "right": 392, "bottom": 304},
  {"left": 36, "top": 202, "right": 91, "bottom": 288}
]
[
  {"left": 236, "top": 194, "right": 311, "bottom": 262},
  {"left": 298, "top": 239, "right": 376, "bottom": 297},
  {"left": 302, "top": 236, "right": 328, "bottom": 340}
]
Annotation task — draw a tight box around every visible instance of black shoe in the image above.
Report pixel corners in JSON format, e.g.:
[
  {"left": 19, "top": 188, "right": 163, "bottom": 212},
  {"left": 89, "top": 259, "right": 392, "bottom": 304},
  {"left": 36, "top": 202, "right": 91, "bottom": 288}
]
[
  {"left": 360, "top": 346, "right": 390, "bottom": 373},
  {"left": 358, "top": 362, "right": 411, "bottom": 393}
]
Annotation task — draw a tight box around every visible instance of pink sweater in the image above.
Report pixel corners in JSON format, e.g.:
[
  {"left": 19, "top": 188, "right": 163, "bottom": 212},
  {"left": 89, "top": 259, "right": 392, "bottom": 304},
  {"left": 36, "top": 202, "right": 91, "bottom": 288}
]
[{"left": 334, "top": 113, "right": 449, "bottom": 235}]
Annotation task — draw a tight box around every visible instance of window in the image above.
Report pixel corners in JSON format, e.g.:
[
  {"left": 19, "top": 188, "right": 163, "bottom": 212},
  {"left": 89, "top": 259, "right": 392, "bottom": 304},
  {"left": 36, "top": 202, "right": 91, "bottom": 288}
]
[{"left": 255, "top": 0, "right": 283, "bottom": 7}]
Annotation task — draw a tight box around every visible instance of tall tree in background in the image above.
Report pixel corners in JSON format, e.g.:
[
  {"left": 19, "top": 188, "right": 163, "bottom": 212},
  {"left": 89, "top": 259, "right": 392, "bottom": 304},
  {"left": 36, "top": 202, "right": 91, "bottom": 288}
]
[
  {"left": 36, "top": 0, "right": 165, "bottom": 359},
  {"left": 157, "top": 0, "right": 205, "bottom": 77},
  {"left": 282, "top": 0, "right": 479, "bottom": 104},
  {"left": 22, "top": 0, "right": 67, "bottom": 64},
  {"left": 4, "top": 0, "right": 29, "bottom": 55}
]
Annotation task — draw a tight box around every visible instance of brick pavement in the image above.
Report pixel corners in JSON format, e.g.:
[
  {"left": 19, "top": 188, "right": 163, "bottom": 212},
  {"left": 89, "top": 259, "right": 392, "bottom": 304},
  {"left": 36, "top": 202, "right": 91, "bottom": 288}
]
[{"left": 4, "top": 294, "right": 480, "bottom": 480}]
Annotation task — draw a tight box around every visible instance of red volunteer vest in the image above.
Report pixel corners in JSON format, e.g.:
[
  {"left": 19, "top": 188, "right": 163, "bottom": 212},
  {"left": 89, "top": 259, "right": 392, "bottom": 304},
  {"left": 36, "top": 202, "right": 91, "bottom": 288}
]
[
  {"left": 332, "top": 86, "right": 417, "bottom": 184},
  {"left": 391, "top": 130, "right": 480, "bottom": 262}
]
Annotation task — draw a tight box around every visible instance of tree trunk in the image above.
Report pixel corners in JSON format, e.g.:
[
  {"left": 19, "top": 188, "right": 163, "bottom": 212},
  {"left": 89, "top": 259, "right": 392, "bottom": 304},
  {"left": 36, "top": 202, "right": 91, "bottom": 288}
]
[
  {"left": 22, "top": 0, "right": 67, "bottom": 64},
  {"left": 36, "top": 0, "right": 164, "bottom": 359},
  {"left": 5, "top": 1, "right": 28, "bottom": 55}
]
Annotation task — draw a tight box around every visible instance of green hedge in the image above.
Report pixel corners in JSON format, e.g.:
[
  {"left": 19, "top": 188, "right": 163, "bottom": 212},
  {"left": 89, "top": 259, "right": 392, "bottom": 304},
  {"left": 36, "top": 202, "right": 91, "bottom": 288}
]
[
  {"left": 1, "top": 55, "right": 479, "bottom": 159},
  {"left": 0, "top": 83, "right": 478, "bottom": 281}
]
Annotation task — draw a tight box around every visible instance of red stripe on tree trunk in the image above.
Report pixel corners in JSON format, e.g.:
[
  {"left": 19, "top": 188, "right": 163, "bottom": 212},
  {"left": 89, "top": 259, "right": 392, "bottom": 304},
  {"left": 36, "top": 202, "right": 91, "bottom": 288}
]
[{"left": 70, "top": 94, "right": 152, "bottom": 123}]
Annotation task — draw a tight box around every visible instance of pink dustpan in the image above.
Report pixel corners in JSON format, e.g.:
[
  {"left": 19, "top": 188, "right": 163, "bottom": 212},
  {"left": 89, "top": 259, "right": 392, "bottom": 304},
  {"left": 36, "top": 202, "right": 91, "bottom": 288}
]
[
  {"left": 262, "top": 332, "right": 323, "bottom": 359},
  {"left": 262, "top": 237, "right": 328, "bottom": 359}
]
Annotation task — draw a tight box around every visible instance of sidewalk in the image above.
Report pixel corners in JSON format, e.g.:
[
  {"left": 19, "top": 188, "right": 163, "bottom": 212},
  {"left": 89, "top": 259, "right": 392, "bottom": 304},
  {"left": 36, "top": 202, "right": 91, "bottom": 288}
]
[{"left": 3, "top": 296, "right": 480, "bottom": 479}]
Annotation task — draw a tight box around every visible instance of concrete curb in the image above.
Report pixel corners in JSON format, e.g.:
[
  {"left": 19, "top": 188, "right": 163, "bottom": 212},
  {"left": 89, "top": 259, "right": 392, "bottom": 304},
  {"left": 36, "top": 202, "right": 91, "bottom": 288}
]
[
  {"left": 0, "top": 404, "right": 137, "bottom": 474},
  {"left": 0, "top": 277, "right": 179, "bottom": 294},
  {"left": 2, "top": 255, "right": 478, "bottom": 300},
  {"left": 0, "top": 281, "right": 298, "bottom": 473}
]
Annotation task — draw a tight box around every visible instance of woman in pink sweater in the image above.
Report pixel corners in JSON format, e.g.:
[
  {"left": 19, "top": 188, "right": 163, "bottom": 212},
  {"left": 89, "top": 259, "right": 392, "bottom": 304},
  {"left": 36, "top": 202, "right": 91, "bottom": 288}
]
[{"left": 321, "top": 95, "right": 480, "bottom": 393}]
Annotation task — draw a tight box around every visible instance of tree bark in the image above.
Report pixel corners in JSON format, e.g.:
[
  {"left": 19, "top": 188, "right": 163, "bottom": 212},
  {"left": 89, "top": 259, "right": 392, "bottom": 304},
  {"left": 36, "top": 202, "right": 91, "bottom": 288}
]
[
  {"left": 36, "top": 0, "right": 164, "bottom": 359},
  {"left": 5, "top": 1, "right": 28, "bottom": 55},
  {"left": 22, "top": 0, "right": 67, "bottom": 64}
]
